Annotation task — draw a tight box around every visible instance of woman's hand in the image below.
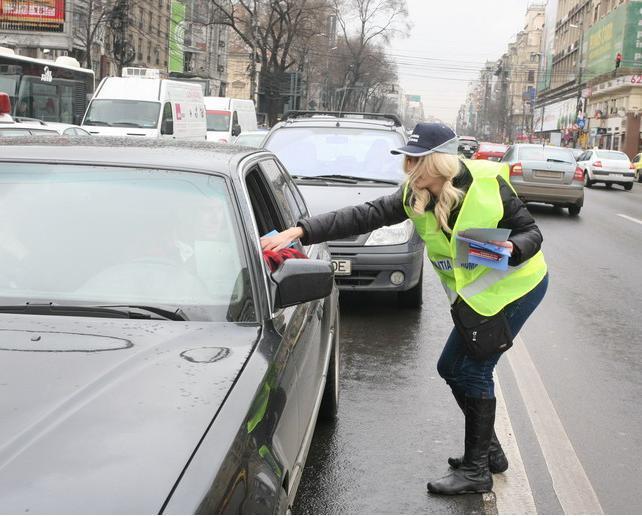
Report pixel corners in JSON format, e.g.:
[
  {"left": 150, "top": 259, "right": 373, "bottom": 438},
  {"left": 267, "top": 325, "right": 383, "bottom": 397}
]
[
  {"left": 489, "top": 240, "right": 514, "bottom": 255},
  {"left": 260, "top": 227, "right": 304, "bottom": 252}
]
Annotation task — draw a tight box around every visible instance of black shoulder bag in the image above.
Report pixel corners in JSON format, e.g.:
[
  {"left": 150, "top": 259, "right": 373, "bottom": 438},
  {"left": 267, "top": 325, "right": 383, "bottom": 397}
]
[{"left": 450, "top": 298, "right": 513, "bottom": 361}]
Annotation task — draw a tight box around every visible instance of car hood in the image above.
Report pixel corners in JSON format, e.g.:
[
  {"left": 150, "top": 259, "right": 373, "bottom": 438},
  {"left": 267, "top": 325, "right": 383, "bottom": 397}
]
[{"left": 0, "top": 314, "right": 260, "bottom": 514}]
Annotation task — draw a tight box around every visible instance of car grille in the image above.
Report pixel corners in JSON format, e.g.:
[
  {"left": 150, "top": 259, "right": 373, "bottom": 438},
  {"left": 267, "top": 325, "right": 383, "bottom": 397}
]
[{"left": 334, "top": 269, "right": 378, "bottom": 287}]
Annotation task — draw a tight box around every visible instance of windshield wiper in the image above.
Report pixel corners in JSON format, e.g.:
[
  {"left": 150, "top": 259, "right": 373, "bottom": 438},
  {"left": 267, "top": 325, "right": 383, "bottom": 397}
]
[
  {"left": 112, "top": 122, "right": 143, "bottom": 128},
  {"left": 291, "top": 174, "right": 358, "bottom": 184},
  {"left": 316, "top": 174, "right": 399, "bottom": 185},
  {"left": 97, "top": 305, "right": 188, "bottom": 321},
  {"left": 83, "top": 120, "right": 111, "bottom": 127},
  {"left": 0, "top": 303, "right": 187, "bottom": 321},
  {"left": 546, "top": 158, "right": 572, "bottom": 164}
]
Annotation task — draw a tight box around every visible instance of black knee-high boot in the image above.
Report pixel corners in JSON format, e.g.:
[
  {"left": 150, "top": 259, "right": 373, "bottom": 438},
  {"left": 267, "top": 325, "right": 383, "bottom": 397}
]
[
  {"left": 427, "top": 397, "right": 495, "bottom": 495},
  {"left": 447, "top": 390, "right": 508, "bottom": 474}
]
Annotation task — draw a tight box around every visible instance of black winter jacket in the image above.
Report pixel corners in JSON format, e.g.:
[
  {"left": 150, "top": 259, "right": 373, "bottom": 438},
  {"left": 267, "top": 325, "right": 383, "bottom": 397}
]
[{"left": 297, "top": 162, "right": 543, "bottom": 267}]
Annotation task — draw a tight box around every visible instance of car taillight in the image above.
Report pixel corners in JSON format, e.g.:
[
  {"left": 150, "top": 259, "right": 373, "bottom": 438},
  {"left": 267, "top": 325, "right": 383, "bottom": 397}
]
[
  {"left": 472, "top": 152, "right": 478, "bottom": 159},
  {"left": 510, "top": 162, "right": 523, "bottom": 176},
  {"left": 574, "top": 166, "right": 583, "bottom": 181},
  {"left": 593, "top": 160, "right": 602, "bottom": 167}
]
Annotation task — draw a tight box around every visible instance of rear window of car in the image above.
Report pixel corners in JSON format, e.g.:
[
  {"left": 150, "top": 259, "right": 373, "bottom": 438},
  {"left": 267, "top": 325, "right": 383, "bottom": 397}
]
[
  {"left": 479, "top": 144, "right": 507, "bottom": 153},
  {"left": 596, "top": 150, "right": 629, "bottom": 160},
  {"left": 264, "top": 127, "right": 405, "bottom": 181},
  {"left": 518, "top": 147, "right": 575, "bottom": 163},
  {"left": 0, "top": 164, "right": 255, "bottom": 322}
]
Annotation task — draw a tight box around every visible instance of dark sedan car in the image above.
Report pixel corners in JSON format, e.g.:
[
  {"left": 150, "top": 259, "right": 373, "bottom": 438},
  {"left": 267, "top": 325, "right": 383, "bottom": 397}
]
[{"left": 0, "top": 138, "right": 339, "bottom": 514}]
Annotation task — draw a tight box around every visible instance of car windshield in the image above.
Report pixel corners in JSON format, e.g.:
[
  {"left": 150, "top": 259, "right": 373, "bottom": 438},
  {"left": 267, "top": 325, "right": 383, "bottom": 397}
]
[
  {"left": 207, "top": 111, "right": 231, "bottom": 131},
  {"left": 596, "top": 150, "right": 629, "bottom": 160},
  {"left": 0, "top": 164, "right": 255, "bottom": 322},
  {"left": 265, "top": 127, "right": 405, "bottom": 180},
  {"left": 518, "top": 147, "right": 575, "bottom": 163},
  {"left": 84, "top": 100, "right": 161, "bottom": 128}
]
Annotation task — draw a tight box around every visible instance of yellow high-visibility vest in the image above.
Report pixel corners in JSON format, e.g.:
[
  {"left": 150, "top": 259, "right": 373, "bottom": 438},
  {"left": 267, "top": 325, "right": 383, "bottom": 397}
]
[{"left": 403, "top": 159, "right": 547, "bottom": 316}]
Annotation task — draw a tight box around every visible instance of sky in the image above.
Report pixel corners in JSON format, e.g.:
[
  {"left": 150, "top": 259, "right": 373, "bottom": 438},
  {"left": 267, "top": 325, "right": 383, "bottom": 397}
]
[{"left": 389, "top": 0, "right": 532, "bottom": 127}]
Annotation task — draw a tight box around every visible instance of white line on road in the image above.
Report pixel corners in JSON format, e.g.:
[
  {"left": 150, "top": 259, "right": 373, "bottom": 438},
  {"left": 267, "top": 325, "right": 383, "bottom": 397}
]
[
  {"left": 491, "top": 377, "right": 537, "bottom": 515},
  {"left": 617, "top": 213, "right": 642, "bottom": 225},
  {"left": 507, "top": 335, "right": 603, "bottom": 515}
]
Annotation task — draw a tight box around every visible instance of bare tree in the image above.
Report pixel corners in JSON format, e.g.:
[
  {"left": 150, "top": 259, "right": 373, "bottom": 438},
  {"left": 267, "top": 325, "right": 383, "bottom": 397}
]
[
  {"left": 332, "top": 0, "right": 409, "bottom": 111},
  {"left": 206, "top": 0, "right": 332, "bottom": 125},
  {"left": 71, "top": 0, "right": 115, "bottom": 70}
]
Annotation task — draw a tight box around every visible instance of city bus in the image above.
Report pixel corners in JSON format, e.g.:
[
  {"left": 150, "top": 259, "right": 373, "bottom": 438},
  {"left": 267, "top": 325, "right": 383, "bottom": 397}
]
[{"left": 0, "top": 47, "right": 95, "bottom": 125}]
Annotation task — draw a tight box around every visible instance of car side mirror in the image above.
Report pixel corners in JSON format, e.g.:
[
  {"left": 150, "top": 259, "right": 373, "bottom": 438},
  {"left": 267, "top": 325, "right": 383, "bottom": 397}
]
[
  {"left": 271, "top": 259, "right": 334, "bottom": 309},
  {"left": 232, "top": 123, "right": 241, "bottom": 137},
  {"left": 161, "top": 118, "right": 174, "bottom": 135}
]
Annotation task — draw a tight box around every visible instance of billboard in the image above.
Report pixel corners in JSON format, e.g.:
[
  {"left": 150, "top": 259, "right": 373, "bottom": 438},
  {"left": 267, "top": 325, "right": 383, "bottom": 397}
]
[
  {"left": 587, "top": 1, "right": 642, "bottom": 76},
  {"left": 536, "top": 98, "right": 577, "bottom": 132},
  {"left": 537, "top": 0, "right": 558, "bottom": 93},
  {"left": 169, "top": 0, "right": 185, "bottom": 73},
  {"left": 0, "top": 0, "right": 64, "bottom": 28}
]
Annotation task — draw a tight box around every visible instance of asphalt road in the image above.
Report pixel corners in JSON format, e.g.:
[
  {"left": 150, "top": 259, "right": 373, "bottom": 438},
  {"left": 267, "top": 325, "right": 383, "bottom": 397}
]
[{"left": 294, "top": 181, "right": 642, "bottom": 514}]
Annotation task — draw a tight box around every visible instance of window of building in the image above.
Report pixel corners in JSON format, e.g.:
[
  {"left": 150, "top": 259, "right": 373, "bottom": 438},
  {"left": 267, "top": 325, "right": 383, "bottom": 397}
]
[
  {"left": 138, "top": 37, "right": 143, "bottom": 61},
  {"left": 138, "top": 7, "right": 144, "bottom": 29},
  {"left": 148, "top": 11, "right": 153, "bottom": 33},
  {"left": 528, "top": 70, "right": 535, "bottom": 83}
]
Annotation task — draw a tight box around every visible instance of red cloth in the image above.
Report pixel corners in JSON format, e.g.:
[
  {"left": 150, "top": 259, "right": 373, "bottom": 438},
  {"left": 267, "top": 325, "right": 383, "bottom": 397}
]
[{"left": 263, "top": 248, "right": 308, "bottom": 271}]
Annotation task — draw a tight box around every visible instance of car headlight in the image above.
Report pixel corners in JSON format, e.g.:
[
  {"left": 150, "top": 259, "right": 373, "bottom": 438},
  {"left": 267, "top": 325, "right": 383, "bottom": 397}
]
[{"left": 365, "top": 219, "right": 414, "bottom": 246}]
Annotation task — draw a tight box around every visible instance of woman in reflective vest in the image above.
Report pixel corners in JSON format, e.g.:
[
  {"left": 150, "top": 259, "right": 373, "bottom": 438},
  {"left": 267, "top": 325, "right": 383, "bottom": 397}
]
[{"left": 261, "top": 122, "right": 548, "bottom": 496}]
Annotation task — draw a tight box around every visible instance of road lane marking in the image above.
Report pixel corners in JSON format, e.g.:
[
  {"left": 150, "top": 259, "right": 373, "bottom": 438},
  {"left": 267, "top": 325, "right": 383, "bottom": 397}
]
[
  {"left": 507, "top": 335, "right": 603, "bottom": 515},
  {"left": 617, "top": 213, "right": 642, "bottom": 225},
  {"left": 492, "top": 376, "right": 537, "bottom": 515}
]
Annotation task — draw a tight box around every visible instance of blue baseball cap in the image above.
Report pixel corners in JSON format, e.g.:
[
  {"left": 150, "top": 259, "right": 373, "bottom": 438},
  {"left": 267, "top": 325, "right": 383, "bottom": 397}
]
[{"left": 391, "top": 122, "right": 459, "bottom": 157}]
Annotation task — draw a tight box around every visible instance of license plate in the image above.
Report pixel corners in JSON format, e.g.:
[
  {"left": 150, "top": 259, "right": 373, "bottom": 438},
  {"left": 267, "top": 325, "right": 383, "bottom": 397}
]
[
  {"left": 534, "top": 170, "right": 562, "bottom": 179},
  {"left": 610, "top": 173, "right": 623, "bottom": 178},
  {"left": 331, "top": 259, "right": 352, "bottom": 276}
]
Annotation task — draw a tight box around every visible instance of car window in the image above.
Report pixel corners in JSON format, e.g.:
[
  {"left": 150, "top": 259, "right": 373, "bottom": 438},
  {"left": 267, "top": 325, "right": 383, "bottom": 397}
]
[
  {"left": 500, "top": 147, "right": 513, "bottom": 162},
  {"left": 84, "top": 100, "right": 161, "bottom": 129},
  {"left": 518, "top": 147, "right": 575, "bottom": 163},
  {"left": 245, "top": 166, "right": 286, "bottom": 237},
  {"left": 259, "top": 159, "right": 299, "bottom": 228},
  {"left": 63, "top": 128, "right": 75, "bottom": 135},
  {"left": 264, "top": 127, "right": 405, "bottom": 180},
  {"left": 632, "top": 155, "right": 640, "bottom": 163},
  {"left": 596, "top": 150, "right": 629, "bottom": 160},
  {"left": 0, "top": 164, "right": 255, "bottom": 322},
  {"left": 29, "top": 129, "right": 59, "bottom": 135}
]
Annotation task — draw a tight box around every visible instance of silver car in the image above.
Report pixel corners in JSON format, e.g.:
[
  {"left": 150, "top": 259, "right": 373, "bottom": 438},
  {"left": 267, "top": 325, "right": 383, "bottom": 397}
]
[{"left": 501, "top": 144, "right": 584, "bottom": 216}]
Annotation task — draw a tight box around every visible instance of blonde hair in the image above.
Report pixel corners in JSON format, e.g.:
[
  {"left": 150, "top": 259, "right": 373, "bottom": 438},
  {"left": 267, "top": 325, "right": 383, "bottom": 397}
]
[{"left": 404, "top": 153, "right": 464, "bottom": 233}]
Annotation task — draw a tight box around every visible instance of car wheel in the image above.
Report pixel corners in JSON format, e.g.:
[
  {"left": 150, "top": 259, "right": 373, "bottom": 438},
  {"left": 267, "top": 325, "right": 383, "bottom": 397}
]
[
  {"left": 319, "top": 317, "right": 340, "bottom": 421},
  {"left": 584, "top": 171, "right": 593, "bottom": 188},
  {"left": 398, "top": 267, "right": 423, "bottom": 309},
  {"left": 605, "top": 183, "right": 613, "bottom": 189},
  {"left": 624, "top": 182, "right": 633, "bottom": 191},
  {"left": 568, "top": 205, "right": 581, "bottom": 216}
]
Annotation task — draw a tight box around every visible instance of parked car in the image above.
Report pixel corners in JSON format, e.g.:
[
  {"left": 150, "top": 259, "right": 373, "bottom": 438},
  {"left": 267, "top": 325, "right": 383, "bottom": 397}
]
[
  {"left": 264, "top": 110, "right": 425, "bottom": 308},
  {"left": 458, "top": 136, "right": 479, "bottom": 158},
  {"left": 232, "top": 129, "right": 268, "bottom": 147},
  {"left": 0, "top": 137, "right": 339, "bottom": 514},
  {"left": 472, "top": 142, "right": 508, "bottom": 161},
  {"left": 1, "top": 94, "right": 90, "bottom": 136},
  {"left": 629, "top": 152, "right": 642, "bottom": 182},
  {"left": 576, "top": 149, "right": 636, "bottom": 190},
  {"left": 501, "top": 144, "right": 584, "bottom": 216}
]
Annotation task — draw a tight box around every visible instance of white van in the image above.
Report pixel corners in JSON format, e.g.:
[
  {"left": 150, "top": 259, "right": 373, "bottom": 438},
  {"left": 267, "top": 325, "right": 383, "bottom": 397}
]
[
  {"left": 204, "top": 97, "right": 257, "bottom": 143},
  {"left": 82, "top": 77, "right": 206, "bottom": 140}
]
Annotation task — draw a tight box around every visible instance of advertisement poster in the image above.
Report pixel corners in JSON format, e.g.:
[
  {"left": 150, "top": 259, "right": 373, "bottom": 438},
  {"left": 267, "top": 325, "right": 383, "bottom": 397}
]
[
  {"left": 586, "top": 2, "right": 642, "bottom": 76},
  {"left": 0, "top": 0, "right": 64, "bottom": 24},
  {"left": 169, "top": 0, "right": 185, "bottom": 73}
]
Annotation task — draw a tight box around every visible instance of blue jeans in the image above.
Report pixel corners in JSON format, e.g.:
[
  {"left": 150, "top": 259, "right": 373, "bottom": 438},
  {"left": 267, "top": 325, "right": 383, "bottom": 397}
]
[{"left": 437, "top": 274, "right": 549, "bottom": 400}]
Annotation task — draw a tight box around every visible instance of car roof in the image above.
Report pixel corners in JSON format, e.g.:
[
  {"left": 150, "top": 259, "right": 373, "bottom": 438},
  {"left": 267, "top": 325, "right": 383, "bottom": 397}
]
[
  {"left": 0, "top": 137, "right": 264, "bottom": 176},
  {"left": 271, "top": 113, "right": 405, "bottom": 133}
]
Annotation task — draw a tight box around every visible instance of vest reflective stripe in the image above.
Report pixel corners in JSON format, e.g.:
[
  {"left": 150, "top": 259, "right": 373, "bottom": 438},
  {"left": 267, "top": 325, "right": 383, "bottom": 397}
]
[{"left": 403, "top": 159, "right": 547, "bottom": 316}]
